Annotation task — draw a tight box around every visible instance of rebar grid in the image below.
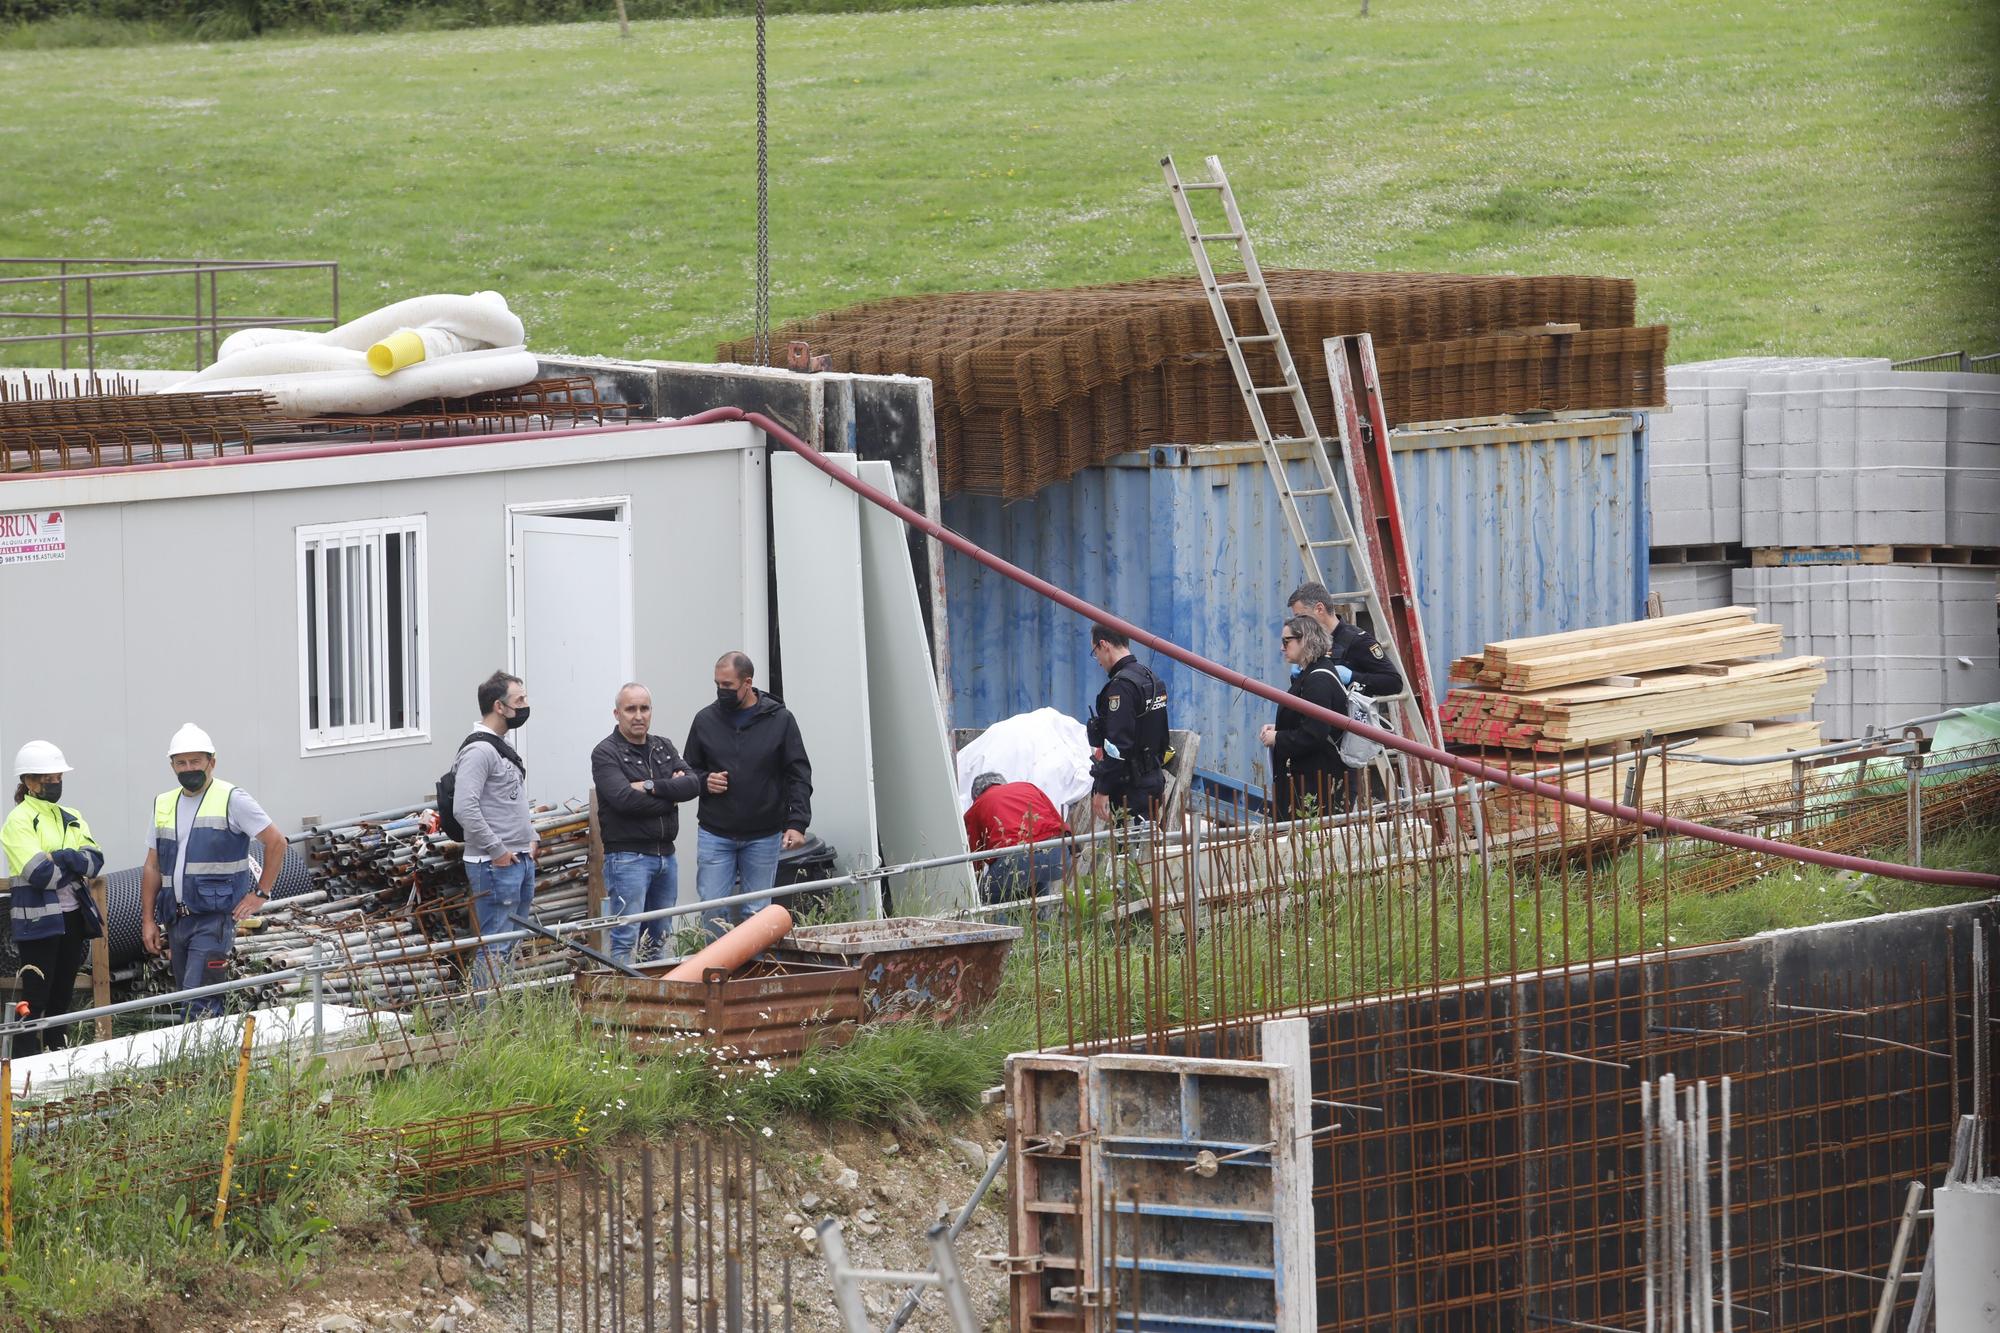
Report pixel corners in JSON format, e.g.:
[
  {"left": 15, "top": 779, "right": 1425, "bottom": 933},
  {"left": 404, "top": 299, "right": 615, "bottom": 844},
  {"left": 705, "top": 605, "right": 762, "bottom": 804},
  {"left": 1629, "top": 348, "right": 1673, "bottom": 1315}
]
[
  {"left": 524, "top": 1136, "right": 784, "bottom": 1333},
  {"left": 717, "top": 272, "right": 1660, "bottom": 497}
]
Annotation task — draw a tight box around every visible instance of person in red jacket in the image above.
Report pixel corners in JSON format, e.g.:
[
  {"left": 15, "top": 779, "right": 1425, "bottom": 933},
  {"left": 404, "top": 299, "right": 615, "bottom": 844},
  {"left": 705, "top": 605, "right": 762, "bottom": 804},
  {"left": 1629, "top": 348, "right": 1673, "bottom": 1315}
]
[{"left": 962, "top": 772, "right": 1070, "bottom": 903}]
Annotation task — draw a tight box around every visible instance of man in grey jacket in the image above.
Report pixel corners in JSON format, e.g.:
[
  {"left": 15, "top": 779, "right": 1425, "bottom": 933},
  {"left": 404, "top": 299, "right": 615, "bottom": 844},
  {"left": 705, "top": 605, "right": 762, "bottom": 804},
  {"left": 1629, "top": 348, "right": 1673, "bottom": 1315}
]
[{"left": 453, "top": 670, "right": 537, "bottom": 988}]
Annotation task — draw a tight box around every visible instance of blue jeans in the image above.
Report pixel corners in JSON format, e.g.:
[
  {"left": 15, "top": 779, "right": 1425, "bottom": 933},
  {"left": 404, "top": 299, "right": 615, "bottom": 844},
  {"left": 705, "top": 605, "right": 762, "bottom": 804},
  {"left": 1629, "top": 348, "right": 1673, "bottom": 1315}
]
[
  {"left": 980, "top": 842, "right": 1070, "bottom": 904},
  {"left": 465, "top": 856, "right": 537, "bottom": 990},
  {"left": 695, "top": 828, "right": 784, "bottom": 939},
  {"left": 167, "top": 911, "right": 236, "bottom": 1019},
  {"left": 604, "top": 851, "right": 679, "bottom": 965}
]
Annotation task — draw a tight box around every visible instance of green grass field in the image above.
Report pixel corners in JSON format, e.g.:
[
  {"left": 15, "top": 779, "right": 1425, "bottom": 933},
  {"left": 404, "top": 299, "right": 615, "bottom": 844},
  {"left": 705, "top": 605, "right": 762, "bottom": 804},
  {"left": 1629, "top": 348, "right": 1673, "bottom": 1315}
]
[{"left": 2, "top": 0, "right": 1996, "bottom": 368}]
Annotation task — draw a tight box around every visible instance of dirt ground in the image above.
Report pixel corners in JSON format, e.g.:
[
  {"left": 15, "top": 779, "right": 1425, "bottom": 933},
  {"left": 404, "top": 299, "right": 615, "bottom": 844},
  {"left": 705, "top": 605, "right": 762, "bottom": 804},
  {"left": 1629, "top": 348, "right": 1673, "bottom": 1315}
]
[{"left": 188, "top": 1110, "right": 1012, "bottom": 1333}]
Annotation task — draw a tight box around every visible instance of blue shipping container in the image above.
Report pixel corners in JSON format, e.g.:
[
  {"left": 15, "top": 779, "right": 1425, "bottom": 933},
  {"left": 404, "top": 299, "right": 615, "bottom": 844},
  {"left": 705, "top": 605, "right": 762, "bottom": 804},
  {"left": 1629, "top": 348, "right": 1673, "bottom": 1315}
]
[{"left": 942, "top": 413, "right": 1649, "bottom": 786}]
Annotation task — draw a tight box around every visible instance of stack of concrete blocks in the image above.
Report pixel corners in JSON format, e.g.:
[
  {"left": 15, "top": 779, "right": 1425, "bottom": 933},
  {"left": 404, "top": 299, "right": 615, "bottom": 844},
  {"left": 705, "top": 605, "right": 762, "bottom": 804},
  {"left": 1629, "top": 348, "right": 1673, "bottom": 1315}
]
[
  {"left": 1732, "top": 564, "right": 2000, "bottom": 738},
  {"left": 1647, "top": 358, "right": 1893, "bottom": 615}
]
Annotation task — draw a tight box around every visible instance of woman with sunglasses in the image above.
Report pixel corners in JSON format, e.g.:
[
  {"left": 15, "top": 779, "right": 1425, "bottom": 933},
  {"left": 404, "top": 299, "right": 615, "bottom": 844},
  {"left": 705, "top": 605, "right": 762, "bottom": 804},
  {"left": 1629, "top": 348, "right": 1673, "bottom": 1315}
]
[{"left": 1259, "top": 614, "right": 1354, "bottom": 821}]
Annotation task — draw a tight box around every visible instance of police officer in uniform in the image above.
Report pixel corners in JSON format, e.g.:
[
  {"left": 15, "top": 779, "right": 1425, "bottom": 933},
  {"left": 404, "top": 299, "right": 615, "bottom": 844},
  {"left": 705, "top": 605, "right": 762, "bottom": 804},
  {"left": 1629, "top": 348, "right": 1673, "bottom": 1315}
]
[
  {"left": 1085, "top": 625, "right": 1171, "bottom": 823},
  {"left": 138, "top": 724, "right": 288, "bottom": 1018},
  {"left": 1287, "top": 580, "right": 1403, "bottom": 698}
]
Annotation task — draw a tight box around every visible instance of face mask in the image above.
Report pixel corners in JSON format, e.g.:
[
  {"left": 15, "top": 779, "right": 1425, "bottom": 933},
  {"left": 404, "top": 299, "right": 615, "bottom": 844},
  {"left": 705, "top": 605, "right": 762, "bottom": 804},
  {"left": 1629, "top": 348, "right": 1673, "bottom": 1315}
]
[
  {"left": 502, "top": 704, "right": 530, "bottom": 731},
  {"left": 717, "top": 685, "right": 742, "bottom": 710},
  {"left": 34, "top": 779, "right": 62, "bottom": 803},
  {"left": 1288, "top": 664, "right": 1302, "bottom": 679},
  {"left": 177, "top": 769, "right": 207, "bottom": 792}
]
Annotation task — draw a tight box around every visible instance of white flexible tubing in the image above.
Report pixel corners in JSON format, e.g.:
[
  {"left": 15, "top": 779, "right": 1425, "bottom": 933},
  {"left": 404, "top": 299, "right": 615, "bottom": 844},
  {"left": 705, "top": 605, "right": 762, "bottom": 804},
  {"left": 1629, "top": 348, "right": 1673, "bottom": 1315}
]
[
  {"left": 210, "top": 291, "right": 523, "bottom": 364},
  {"left": 173, "top": 342, "right": 371, "bottom": 385},
  {"left": 213, "top": 327, "right": 318, "bottom": 359},
  {"left": 177, "top": 347, "right": 539, "bottom": 416},
  {"left": 314, "top": 291, "right": 523, "bottom": 352}
]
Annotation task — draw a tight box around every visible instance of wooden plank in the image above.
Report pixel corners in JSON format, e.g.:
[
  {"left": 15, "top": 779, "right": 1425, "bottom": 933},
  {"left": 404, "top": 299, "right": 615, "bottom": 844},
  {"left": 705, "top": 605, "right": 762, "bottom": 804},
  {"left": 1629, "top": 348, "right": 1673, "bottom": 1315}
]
[
  {"left": 90, "top": 878, "right": 111, "bottom": 1041},
  {"left": 1482, "top": 607, "right": 1754, "bottom": 663},
  {"left": 1498, "top": 623, "right": 1784, "bottom": 690}
]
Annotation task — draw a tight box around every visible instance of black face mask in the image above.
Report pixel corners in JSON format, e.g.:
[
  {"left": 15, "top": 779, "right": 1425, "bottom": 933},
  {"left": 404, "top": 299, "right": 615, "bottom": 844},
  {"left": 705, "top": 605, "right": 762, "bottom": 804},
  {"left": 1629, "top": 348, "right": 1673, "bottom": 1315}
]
[
  {"left": 176, "top": 769, "right": 207, "bottom": 793},
  {"left": 717, "top": 685, "right": 744, "bottom": 710},
  {"left": 502, "top": 704, "right": 530, "bottom": 731},
  {"left": 34, "top": 779, "right": 62, "bottom": 803}
]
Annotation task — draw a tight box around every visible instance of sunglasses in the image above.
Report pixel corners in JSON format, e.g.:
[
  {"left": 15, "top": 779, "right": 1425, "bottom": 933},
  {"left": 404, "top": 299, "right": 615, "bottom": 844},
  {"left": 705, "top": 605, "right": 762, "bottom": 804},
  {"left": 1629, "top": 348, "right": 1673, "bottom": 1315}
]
[{"left": 1281, "top": 635, "right": 1300, "bottom": 645}]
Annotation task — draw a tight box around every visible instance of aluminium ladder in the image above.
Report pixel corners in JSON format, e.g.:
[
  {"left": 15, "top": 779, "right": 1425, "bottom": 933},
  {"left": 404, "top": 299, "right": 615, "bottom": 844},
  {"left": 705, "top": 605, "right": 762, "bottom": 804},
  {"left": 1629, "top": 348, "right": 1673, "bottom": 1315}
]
[{"left": 1160, "top": 154, "right": 1445, "bottom": 785}]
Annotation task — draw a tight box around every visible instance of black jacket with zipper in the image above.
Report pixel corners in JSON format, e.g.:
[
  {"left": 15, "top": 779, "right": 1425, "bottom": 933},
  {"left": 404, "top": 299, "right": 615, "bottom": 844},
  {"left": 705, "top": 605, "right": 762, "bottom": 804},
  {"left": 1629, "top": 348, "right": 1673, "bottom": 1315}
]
[
  {"left": 683, "top": 691, "right": 814, "bottom": 838},
  {"left": 1271, "top": 653, "right": 1352, "bottom": 819},
  {"left": 590, "top": 730, "right": 702, "bottom": 855}
]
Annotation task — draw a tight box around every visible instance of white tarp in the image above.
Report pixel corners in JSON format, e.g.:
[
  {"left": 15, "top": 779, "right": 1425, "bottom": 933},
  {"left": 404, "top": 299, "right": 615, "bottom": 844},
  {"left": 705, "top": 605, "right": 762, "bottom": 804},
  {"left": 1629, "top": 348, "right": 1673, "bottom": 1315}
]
[{"left": 955, "top": 708, "right": 1094, "bottom": 814}]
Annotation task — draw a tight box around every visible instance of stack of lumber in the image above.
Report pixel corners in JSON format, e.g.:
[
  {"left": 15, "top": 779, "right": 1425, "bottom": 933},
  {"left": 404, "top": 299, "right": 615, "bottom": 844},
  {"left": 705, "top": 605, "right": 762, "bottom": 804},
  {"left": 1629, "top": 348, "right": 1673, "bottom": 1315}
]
[
  {"left": 1444, "top": 610, "right": 1829, "bottom": 841},
  {"left": 1442, "top": 658, "right": 1825, "bottom": 749},
  {"left": 1449, "top": 607, "right": 1783, "bottom": 692},
  {"left": 1472, "top": 721, "right": 1823, "bottom": 841}
]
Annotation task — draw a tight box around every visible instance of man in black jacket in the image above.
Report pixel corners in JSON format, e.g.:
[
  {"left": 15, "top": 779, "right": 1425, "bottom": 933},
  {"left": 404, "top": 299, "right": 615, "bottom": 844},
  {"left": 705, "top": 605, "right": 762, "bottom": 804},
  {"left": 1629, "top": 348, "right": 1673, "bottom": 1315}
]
[
  {"left": 1086, "top": 625, "right": 1170, "bottom": 823},
  {"left": 684, "top": 651, "right": 813, "bottom": 938},
  {"left": 592, "top": 682, "right": 702, "bottom": 965},
  {"left": 1287, "top": 580, "right": 1405, "bottom": 699}
]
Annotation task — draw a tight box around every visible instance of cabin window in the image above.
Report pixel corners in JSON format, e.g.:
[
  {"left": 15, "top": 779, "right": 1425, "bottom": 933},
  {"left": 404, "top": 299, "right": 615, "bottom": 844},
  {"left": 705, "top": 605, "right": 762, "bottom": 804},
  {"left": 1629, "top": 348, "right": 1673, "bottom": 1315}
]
[{"left": 298, "top": 517, "right": 428, "bottom": 751}]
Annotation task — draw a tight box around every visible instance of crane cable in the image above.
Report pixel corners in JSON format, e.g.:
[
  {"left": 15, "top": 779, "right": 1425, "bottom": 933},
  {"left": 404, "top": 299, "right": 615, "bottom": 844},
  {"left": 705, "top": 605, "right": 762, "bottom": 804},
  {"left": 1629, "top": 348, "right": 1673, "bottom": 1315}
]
[{"left": 752, "top": 0, "right": 771, "bottom": 366}]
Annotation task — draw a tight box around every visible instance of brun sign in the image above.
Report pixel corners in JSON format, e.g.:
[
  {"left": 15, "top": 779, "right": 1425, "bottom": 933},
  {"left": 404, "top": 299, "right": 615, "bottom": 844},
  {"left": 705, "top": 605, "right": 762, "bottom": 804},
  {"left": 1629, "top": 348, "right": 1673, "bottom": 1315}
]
[{"left": 0, "top": 510, "right": 66, "bottom": 565}]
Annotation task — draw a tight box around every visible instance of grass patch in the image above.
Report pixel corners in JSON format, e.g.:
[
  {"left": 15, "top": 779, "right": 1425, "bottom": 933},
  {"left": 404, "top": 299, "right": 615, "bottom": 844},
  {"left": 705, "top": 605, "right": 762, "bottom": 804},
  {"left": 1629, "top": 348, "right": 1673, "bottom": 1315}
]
[
  {"left": 1, "top": 0, "right": 1994, "bottom": 365},
  {"left": 0, "top": 812, "right": 1989, "bottom": 1321}
]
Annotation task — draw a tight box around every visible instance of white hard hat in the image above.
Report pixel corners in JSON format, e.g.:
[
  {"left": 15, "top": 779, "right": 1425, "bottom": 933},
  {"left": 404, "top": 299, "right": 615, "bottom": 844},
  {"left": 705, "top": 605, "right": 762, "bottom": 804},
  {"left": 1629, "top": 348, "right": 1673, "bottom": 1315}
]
[
  {"left": 167, "top": 722, "right": 216, "bottom": 757},
  {"left": 12, "top": 740, "right": 73, "bottom": 778}
]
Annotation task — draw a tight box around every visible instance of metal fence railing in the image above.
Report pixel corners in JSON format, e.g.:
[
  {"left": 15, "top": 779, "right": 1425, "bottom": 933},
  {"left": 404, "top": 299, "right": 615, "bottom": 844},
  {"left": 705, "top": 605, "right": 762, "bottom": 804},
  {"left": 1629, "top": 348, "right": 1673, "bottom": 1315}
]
[
  {"left": 0, "top": 257, "right": 340, "bottom": 372},
  {"left": 1892, "top": 349, "right": 2000, "bottom": 373}
]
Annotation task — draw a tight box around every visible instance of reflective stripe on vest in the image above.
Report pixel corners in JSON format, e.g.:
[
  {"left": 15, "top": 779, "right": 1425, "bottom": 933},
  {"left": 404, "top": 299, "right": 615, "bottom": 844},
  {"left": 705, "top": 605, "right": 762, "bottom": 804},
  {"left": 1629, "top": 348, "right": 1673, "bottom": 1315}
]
[
  {"left": 154, "top": 780, "right": 253, "bottom": 910},
  {"left": 3, "top": 797, "right": 93, "bottom": 942}
]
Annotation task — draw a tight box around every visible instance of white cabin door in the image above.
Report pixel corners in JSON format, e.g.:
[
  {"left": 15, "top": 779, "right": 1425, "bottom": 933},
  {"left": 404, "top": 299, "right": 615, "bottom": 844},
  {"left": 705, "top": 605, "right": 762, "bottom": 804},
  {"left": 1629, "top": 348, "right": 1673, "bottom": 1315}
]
[{"left": 507, "top": 504, "right": 633, "bottom": 806}]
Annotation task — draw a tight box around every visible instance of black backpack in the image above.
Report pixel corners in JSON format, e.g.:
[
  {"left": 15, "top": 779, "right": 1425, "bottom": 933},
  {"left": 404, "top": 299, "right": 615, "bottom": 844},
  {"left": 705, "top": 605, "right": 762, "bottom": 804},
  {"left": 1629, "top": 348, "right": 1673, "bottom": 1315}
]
[{"left": 435, "top": 731, "right": 525, "bottom": 843}]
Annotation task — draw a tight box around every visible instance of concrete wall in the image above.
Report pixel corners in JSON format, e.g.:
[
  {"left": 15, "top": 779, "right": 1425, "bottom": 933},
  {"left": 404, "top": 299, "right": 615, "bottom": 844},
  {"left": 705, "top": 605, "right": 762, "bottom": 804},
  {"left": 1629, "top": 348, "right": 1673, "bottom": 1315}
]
[{"left": 0, "top": 421, "right": 767, "bottom": 868}]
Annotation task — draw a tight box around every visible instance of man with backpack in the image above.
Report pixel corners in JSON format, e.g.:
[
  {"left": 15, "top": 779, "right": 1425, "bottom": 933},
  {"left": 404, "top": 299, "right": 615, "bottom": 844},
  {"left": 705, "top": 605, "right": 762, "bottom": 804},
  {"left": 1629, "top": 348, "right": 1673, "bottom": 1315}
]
[{"left": 448, "top": 670, "right": 536, "bottom": 989}]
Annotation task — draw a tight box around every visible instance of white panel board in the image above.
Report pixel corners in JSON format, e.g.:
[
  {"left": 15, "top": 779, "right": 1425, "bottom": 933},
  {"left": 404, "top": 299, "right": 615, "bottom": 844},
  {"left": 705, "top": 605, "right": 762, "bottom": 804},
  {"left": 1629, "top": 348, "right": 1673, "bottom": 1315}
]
[
  {"left": 855, "top": 458, "right": 976, "bottom": 914},
  {"left": 771, "top": 453, "right": 881, "bottom": 912}
]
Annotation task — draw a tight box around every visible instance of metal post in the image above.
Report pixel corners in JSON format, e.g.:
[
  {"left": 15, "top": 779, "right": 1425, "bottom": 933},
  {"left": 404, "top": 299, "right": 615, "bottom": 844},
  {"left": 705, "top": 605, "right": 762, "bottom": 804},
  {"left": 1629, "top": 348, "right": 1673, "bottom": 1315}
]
[
  {"left": 816, "top": 1220, "right": 872, "bottom": 1333},
  {"left": 212, "top": 1014, "right": 258, "bottom": 1237},
  {"left": 1, "top": 1000, "right": 15, "bottom": 1257},
  {"left": 925, "top": 1221, "right": 981, "bottom": 1333},
  {"left": 1903, "top": 726, "right": 1925, "bottom": 863},
  {"left": 309, "top": 939, "right": 325, "bottom": 1054},
  {"left": 1790, "top": 757, "right": 1806, "bottom": 842}
]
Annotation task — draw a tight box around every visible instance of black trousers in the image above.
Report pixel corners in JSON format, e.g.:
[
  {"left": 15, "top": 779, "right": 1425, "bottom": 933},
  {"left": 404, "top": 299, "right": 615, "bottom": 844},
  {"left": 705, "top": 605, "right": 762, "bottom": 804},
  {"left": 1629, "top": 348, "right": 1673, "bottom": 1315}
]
[{"left": 16, "top": 906, "right": 89, "bottom": 1057}]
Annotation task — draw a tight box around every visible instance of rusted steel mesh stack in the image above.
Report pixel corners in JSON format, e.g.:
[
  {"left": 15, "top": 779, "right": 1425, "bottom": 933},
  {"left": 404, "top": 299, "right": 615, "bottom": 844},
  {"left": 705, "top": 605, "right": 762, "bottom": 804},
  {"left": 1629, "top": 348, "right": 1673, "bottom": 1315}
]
[{"left": 718, "top": 271, "right": 1666, "bottom": 498}]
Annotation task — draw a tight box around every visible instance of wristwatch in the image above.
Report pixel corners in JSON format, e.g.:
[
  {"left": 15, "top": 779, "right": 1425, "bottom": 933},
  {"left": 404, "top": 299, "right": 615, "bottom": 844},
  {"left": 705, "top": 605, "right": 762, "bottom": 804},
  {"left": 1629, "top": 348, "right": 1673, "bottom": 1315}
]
[{"left": 643, "top": 779, "right": 656, "bottom": 795}]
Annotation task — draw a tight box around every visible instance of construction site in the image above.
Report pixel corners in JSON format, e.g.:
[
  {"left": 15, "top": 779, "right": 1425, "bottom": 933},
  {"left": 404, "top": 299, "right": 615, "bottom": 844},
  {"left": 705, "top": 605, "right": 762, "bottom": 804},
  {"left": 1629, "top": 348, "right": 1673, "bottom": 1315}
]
[{"left": 0, "top": 29, "right": 1997, "bottom": 1331}]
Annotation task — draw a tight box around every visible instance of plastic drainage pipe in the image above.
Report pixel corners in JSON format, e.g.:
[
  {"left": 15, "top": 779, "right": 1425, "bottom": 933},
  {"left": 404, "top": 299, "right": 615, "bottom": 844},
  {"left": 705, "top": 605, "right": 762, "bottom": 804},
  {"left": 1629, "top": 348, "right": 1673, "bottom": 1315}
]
[
  {"left": 662, "top": 903, "right": 794, "bottom": 982},
  {"left": 673, "top": 404, "right": 1999, "bottom": 893}
]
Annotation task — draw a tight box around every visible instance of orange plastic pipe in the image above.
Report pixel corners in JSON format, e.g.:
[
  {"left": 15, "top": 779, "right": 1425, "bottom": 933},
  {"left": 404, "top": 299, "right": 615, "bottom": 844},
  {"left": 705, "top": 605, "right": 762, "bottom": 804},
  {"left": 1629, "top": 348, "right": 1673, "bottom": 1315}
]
[{"left": 663, "top": 904, "right": 793, "bottom": 982}]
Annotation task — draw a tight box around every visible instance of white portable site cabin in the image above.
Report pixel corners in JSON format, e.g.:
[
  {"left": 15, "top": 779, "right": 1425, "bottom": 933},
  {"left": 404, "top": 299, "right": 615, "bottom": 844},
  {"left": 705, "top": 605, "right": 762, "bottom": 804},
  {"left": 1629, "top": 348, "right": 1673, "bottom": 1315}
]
[{"left": 0, "top": 420, "right": 769, "bottom": 874}]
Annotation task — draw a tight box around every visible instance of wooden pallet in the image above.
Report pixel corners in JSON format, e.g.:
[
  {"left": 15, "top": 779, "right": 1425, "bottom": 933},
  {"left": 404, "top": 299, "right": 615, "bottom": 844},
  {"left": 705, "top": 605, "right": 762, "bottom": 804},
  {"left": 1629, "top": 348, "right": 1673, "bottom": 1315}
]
[
  {"left": 1749, "top": 544, "right": 2000, "bottom": 568},
  {"left": 1649, "top": 542, "right": 1745, "bottom": 566}
]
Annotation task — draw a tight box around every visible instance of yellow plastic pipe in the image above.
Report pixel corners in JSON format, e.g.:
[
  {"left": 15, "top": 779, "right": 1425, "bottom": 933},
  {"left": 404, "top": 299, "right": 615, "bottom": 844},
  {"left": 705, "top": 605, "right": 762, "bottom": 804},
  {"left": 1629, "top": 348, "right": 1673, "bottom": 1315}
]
[
  {"left": 212, "top": 1014, "right": 257, "bottom": 1238},
  {"left": 366, "top": 329, "right": 427, "bottom": 377}
]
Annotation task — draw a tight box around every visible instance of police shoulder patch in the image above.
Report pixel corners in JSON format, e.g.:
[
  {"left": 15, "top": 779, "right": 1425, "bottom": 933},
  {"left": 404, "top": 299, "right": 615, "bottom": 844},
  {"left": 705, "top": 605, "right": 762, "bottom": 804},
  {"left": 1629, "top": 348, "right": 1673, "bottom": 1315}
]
[
  {"left": 1107, "top": 695, "right": 1121, "bottom": 711},
  {"left": 1370, "top": 643, "right": 1385, "bottom": 659}
]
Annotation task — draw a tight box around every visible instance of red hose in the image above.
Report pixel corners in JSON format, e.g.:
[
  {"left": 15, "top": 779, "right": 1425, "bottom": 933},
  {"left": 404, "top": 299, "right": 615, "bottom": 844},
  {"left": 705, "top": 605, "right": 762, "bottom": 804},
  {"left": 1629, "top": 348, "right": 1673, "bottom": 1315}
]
[{"left": 683, "top": 406, "right": 1999, "bottom": 892}]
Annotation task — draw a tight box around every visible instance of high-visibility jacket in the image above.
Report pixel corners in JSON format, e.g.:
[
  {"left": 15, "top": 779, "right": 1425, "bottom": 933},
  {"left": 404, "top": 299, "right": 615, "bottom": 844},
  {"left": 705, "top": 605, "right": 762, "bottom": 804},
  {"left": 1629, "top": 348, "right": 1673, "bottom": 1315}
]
[
  {"left": 1, "top": 796, "right": 104, "bottom": 942},
  {"left": 153, "top": 780, "right": 253, "bottom": 918}
]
